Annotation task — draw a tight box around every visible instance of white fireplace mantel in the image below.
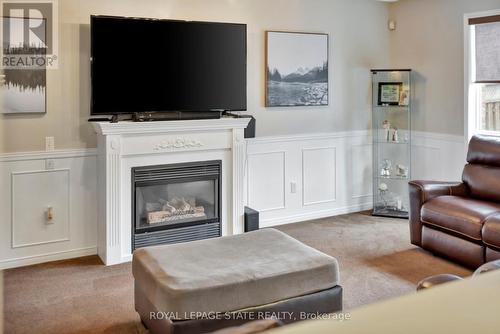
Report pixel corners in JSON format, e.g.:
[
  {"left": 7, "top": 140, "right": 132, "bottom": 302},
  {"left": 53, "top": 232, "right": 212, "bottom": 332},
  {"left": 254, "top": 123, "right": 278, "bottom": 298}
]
[{"left": 92, "top": 117, "right": 250, "bottom": 265}]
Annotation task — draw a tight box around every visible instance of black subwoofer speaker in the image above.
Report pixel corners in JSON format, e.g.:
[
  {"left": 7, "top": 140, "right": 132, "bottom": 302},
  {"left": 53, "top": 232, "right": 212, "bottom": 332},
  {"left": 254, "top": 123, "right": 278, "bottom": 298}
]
[{"left": 244, "top": 206, "right": 259, "bottom": 232}]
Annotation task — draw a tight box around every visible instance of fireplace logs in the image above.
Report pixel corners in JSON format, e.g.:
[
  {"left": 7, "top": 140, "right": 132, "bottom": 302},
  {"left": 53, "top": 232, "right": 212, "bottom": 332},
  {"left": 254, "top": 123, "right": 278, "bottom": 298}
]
[{"left": 147, "top": 197, "right": 206, "bottom": 224}]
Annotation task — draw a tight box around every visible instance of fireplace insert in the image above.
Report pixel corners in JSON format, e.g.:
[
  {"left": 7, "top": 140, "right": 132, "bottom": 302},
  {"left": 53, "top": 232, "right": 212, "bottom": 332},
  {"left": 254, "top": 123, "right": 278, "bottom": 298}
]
[{"left": 132, "top": 160, "right": 221, "bottom": 250}]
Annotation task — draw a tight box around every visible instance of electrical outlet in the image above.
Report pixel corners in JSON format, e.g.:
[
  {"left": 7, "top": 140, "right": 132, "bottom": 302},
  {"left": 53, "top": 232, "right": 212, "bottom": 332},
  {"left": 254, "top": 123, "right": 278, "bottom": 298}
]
[
  {"left": 45, "top": 136, "right": 55, "bottom": 151},
  {"left": 45, "top": 159, "right": 55, "bottom": 170},
  {"left": 290, "top": 182, "right": 297, "bottom": 194}
]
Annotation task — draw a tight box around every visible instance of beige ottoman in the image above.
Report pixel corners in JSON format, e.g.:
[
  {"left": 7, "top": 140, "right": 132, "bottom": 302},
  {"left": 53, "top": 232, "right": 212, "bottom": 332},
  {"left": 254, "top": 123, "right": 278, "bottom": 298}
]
[{"left": 133, "top": 228, "right": 342, "bottom": 334}]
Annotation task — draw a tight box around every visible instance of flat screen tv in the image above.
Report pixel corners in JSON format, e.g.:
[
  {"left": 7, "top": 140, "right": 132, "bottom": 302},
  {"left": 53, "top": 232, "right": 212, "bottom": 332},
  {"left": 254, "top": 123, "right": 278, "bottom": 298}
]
[{"left": 90, "top": 16, "right": 247, "bottom": 115}]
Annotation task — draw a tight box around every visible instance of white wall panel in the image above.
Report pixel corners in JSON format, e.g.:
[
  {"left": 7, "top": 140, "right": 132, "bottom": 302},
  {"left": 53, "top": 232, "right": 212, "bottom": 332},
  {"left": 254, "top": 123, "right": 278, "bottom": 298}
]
[
  {"left": 0, "top": 149, "right": 97, "bottom": 269},
  {"left": 246, "top": 131, "right": 465, "bottom": 227},
  {"left": 12, "top": 169, "right": 70, "bottom": 248},
  {"left": 247, "top": 152, "right": 286, "bottom": 212},
  {"left": 246, "top": 132, "right": 373, "bottom": 226},
  {"left": 302, "top": 147, "right": 336, "bottom": 206},
  {"left": 0, "top": 132, "right": 465, "bottom": 268},
  {"left": 412, "top": 132, "right": 466, "bottom": 181},
  {"left": 351, "top": 144, "right": 373, "bottom": 198}
]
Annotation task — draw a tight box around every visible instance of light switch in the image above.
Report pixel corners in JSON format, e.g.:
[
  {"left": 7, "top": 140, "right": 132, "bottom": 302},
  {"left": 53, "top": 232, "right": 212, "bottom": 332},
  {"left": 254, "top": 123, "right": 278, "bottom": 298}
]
[{"left": 290, "top": 182, "right": 297, "bottom": 194}]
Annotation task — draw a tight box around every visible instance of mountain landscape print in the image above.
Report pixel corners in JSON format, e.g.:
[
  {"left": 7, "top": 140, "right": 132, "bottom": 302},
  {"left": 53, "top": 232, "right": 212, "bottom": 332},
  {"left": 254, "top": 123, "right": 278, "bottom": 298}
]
[{"left": 266, "top": 31, "right": 328, "bottom": 107}]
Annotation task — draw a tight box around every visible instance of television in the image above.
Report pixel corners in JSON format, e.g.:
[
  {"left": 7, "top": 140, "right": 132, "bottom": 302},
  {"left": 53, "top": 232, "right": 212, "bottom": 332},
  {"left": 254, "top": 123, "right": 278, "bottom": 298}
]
[{"left": 90, "top": 16, "right": 247, "bottom": 115}]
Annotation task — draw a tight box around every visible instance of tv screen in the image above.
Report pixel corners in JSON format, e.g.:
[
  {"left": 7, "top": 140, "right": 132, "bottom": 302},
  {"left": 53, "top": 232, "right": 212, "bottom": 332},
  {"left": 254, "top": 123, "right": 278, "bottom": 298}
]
[{"left": 90, "top": 16, "right": 247, "bottom": 115}]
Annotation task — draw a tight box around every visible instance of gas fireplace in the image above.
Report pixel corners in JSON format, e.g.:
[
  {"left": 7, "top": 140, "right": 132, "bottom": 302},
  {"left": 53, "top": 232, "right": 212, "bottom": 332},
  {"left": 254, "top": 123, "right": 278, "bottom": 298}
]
[{"left": 132, "top": 160, "right": 222, "bottom": 250}]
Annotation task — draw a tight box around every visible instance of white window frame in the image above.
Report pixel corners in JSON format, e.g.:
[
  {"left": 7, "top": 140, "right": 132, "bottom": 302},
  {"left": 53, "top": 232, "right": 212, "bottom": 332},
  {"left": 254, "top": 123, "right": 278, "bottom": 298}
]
[{"left": 464, "top": 9, "right": 500, "bottom": 143}]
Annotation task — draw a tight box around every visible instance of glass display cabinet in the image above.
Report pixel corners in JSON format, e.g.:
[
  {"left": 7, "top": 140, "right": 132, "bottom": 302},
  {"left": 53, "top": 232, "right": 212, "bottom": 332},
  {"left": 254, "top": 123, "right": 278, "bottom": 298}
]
[{"left": 371, "top": 69, "right": 411, "bottom": 218}]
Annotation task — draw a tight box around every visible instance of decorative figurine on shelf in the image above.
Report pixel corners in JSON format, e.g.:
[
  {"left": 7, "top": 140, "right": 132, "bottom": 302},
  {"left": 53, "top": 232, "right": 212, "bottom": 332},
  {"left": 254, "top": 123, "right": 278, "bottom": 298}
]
[
  {"left": 380, "top": 159, "right": 392, "bottom": 177},
  {"left": 392, "top": 127, "right": 399, "bottom": 142},
  {"left": 379, "top": 182, "right": 389, "bottom": 208},
  {"left": 396, "top": 164, "right": 409, "bottom": 178},
  {"left": 382, "top": 120, "right": 391, "bottom": 142}
]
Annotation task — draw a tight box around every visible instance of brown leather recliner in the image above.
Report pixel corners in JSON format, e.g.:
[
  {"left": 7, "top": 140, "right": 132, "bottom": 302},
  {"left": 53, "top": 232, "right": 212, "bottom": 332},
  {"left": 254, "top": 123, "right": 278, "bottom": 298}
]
[{"left": 409, "top": 135, "right": 500, "bottom": 268}]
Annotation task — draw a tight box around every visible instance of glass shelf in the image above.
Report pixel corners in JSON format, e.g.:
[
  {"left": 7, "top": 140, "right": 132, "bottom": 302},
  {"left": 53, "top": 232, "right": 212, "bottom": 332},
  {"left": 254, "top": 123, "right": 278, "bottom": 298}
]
[
  {"left": 374, "top": 141, "right": 410, "bottom": 145},
  {"left": 371, "top": 69, "right": 411, "bottom": 219},
  {"left": 375, "top": 106, "right": 409, "bottom": 110},
  {"left": 372, "top": 206, "right": 409, "bottom": 218},
  {"left": 376, "top": 175, "right": 409, "bottom": 180}
]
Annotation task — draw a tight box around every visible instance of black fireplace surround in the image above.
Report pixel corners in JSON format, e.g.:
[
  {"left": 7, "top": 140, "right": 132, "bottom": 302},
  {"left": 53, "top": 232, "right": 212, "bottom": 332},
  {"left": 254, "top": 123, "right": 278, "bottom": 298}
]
[{"left": 132, "top": 160, "right": 222, "bottom": 250}]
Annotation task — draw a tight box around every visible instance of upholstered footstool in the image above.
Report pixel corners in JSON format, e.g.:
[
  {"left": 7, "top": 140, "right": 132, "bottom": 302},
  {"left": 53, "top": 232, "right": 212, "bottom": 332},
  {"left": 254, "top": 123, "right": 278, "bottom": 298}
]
[{"left": 132, "top": 228, "right": 342, "bottom": 334}]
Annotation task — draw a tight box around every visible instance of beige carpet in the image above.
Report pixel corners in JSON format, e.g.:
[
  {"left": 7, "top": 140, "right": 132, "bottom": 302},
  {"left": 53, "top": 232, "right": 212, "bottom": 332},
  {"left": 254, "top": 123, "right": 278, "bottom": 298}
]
[{"left": 3, "top": 212, "right": 471, "bottom": 334}]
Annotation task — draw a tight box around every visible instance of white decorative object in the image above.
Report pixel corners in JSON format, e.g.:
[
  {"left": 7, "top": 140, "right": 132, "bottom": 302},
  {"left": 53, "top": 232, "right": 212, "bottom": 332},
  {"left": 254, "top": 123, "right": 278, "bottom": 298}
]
[
  {"left": 380, "top": 159, "right": 392, "bottom": 177},
  {"left": 396, "top": 164, "right": 408, "bottom": 178},
  {"left": 378, "top": 183, "right": 388, "bottom": 192},
  {"left": 153, "top": 138, "right": 203, "bottom": 151},
  {"left": 92, "top": 118, "right": 250, "bottom": 265},
  {"left": 392, "top": 127, "right": 399, "bottom": 142}
]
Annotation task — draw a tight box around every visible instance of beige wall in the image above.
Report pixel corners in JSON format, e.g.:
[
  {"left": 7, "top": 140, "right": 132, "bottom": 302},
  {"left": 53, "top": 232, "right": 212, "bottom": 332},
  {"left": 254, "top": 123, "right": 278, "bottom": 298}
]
[
  {"left": 389, "top": 0, "right": 500, "bottom": 136},
  {"left": 0, "top": 0, "right": 390, "bottom": 153}
]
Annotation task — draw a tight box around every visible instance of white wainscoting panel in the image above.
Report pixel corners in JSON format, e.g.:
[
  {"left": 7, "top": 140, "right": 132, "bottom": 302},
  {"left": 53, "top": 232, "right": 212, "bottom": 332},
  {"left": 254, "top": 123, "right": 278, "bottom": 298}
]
[
  {"left": 0, "top": 149, "right": 97, "bottom": 269},
  {"left": 246, "top": 131, "right": 466, "bottom": 227},
  {"left": 247, "top": 152, "right": 286, "bottom": 212},
  {"left": 302, "top": 147, "right": 336, "bottom": 206},
  {"left": 12, "top": 169, "right": 70, "bottom": 248},
  {"left": 351, "top": 144, "right": 373, "bottom": 198},
  {"left": 411, "top": 132, "right": 466, "bottom": 181},
  {"left": 246, "top": 132, "right": 373, "bottom": 227},
  {"left": 0, "top": 131, "right": 465, "bottom": 268}
]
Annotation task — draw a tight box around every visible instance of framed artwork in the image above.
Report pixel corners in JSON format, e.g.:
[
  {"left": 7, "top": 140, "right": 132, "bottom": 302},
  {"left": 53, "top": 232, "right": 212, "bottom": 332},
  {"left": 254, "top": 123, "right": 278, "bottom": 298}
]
[
  {"left": 378, "top": 82, "right": 402, "bottom": 106},
  {"left": 1, "top": 17, "right": 47, "bottom": 114},
  {"left": 266, "top": 31, "right": 328, "bottom": 107}
]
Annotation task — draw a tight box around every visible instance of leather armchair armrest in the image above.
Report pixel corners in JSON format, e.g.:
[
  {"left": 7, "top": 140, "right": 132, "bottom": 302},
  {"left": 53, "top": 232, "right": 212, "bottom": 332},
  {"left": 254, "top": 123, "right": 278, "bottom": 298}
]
[
  {"left": 408, "top": 181, "right": 467, "bottom": 203},
  {"left": 408, "top": 181, "right": 467, "bottom": 246}
]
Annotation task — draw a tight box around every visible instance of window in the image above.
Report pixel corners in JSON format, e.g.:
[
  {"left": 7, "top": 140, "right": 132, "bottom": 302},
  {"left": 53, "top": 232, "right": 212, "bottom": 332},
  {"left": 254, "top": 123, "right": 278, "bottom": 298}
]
[
  {"left": 479, "top": 84, "right": 500, "bottom": 132},
  {"left": 466, "top": 12, "right": 500, "bottom": 136}
]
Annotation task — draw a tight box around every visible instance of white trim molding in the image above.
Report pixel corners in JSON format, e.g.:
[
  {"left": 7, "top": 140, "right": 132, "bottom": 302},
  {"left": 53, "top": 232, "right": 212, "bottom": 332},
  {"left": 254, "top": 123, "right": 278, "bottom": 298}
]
[
  {"left": 0, "top": 148, "right": 97, "bottom": 162},
  {"left": 0, "top": 247, "right": 97, "bottom": 270}
]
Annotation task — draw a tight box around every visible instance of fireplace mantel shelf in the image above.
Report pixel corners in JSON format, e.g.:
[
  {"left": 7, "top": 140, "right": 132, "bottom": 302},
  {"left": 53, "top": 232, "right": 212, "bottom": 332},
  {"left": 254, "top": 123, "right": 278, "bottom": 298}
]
[
  {"left": 92, "top": 117, "right": 250, "bottom": 135},
  {"left": 93, "top": 116, "right": 250, "bottom": 265}
]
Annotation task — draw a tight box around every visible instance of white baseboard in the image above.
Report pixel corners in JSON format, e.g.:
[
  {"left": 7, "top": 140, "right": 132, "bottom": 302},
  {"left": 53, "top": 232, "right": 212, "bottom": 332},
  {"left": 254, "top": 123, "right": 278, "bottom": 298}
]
[
  {"left": 260, "top": 202, "right": 373, "bottom": 227},
  {"left": 0, "top": 246, "right": 97, "bottom": 270}
]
